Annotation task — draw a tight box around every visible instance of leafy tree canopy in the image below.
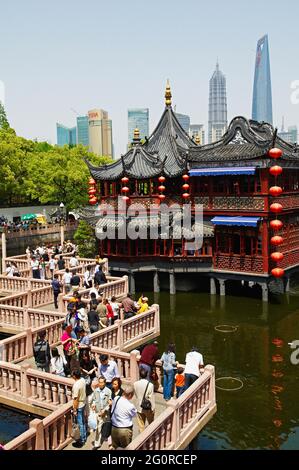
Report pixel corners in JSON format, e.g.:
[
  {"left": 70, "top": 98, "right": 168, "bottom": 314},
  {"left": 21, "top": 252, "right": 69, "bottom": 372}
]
[
  {"left": 74, "top": 220, "right": 96, "bottom": 258},
  {"left": 0, "top": 124, "right": 112, "bottom": 208}
]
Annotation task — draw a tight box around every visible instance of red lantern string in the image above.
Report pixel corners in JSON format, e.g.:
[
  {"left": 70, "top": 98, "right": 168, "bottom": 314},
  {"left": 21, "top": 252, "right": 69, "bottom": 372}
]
[
  {"left": 182, "top": 173, "right": 190, "bottom": 200},
  {"left": 88, "top": 177, "right": 98, "bottom": 205},
  {"left": 121, "top": 176, "right": 130, "bottom": 202},
  {"left": 158, "top": 176, "right": 166, "bottom": 201},
  {"left": 268, "top": 148, "right": 284, "bottom": 278}
]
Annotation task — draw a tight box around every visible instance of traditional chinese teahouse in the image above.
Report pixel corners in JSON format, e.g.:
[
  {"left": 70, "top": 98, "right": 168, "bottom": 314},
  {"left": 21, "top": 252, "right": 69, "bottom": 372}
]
[{"left": 83, "top": 82, "right": 299, "bottom": 300}]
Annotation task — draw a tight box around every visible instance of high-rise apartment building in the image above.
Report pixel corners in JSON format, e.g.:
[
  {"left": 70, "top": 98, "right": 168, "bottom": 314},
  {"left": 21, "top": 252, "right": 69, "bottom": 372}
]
[
  {"left": 128, "top": 108, "right": 149, "bottom": 143},
  {"left": 189, "top": 124, "right": 205, "bottom": 145},
  {"left": 76, "top": 115, "right": 89, "bottom": 147},
  {"left": 278, "top": 125, "right": 298, "bottom": 144},
  {"left": 175, "top": 112, "right": 190, "bottom": 133},
  {"left": 252, "top": 34, "right": 273, "bottom": 124},
  {"left": 88, "top": 109, "right": 113, "bottom": 158},
  {"left": 56, "top": 123, "right": 77, "bottom": 147},
  {"left": 208, "top": 62, "right": 227, "bottom": 143}
]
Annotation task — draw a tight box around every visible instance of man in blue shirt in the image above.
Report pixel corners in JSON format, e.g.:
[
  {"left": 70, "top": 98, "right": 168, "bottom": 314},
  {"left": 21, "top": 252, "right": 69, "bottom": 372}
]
[{"left": 98, "top": 354, "right": 120, "bottom": 388}]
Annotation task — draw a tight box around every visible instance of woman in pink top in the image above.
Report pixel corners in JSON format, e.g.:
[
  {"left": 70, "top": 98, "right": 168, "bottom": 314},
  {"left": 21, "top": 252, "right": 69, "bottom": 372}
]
[{"left": 61, "top": 324, "right": 79, "bottom": 372}]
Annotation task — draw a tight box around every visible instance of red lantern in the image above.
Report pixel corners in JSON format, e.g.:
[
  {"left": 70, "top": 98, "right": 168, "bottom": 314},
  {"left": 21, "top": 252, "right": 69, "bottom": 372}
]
[
  {"left": 182, "top": 174, "right": 190, "bottom": 181},
  {"left": 182, "top": 193, "right": 190, "bottom": 199},
  {"left": 269, "top": 186, "right": 283, "bottom": 197},
  {"left": 158, "top": 185, "right": 166, "bottom": 192},
  {"left": 268, "top": 148, "right": 283, "bottom": 160},
  {"left": 122, "top": 196, "right": 130, "bottom": 202},
  {"left": 270, "top": 252, "right": 284, "bottom": 262},
  {"left": 158, "top": 194, "right": 166, "bottom": 201},
  {"left": 88, "top": 188, "right": 96, "bottom": 195},
  {"left": 271, "top": 268, "right": 285, "bottom": 278},
  {"left": 270, "top": 203, "right": 283, "bottom": 214},
  {"left": 182, "top": 184, "right": 190, "bottom": 191},
  {"left": 89, "top": 196, "right": 97, "bottom": 205},
  {"left": 88, "top": 177, "right": 96, "bottom": 185},
  {"left": 158, "top": 176, "right": 166, "bottom": 183},
  {"left": 270, "top": 220, "right": 283, "bottom": 231},
  {"left": 121, "top": 186, "right": 129, "bottom": 193},
  {"left": 121, "top": 177, "right": 129, "bottom": 184},
  {"left": 271, "top": 236, "right": 284, "bottom": 246},
  {"left": 269, "top": 165, "right": 283, "bottom": 176}
]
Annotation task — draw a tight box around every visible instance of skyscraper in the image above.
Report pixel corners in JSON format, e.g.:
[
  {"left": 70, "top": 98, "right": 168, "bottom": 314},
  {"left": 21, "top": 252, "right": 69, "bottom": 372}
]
[
  {"left": 278, "top": 125, "right": 298, "bottom": 144},
  {"left": 252, "top": 34, "right": 273, "bottom": 124},
  {"left": 208, "top": 62, "right": 227, "bottom": 143},
  {"left": 56, "top": 123, "right": 77, "bottom": 147},
  {"left": 76, "top": 115, "right": 89, "bottom": 147},
  {"left": 88, "top": 109, "right": 113, "bottom": 158},
  {"left": 175, "top": 112, "right": 190, "bottom": 133},
  {"left": 189, "top": 124, "right": 205, "bottom": 145},
  {"left": 128, "top": 108, "right": 149, "bottom": 144}
]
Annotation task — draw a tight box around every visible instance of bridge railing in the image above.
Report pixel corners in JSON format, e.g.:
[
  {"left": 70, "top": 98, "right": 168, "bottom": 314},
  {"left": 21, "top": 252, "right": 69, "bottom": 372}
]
[
  {"left": 88, "top": 305, "right": 159, "bottom": 352},
  {"left": 0, "top": 305, "right": 64, "bottom": 330},
  {"left": 0, "top": 275, "right": 51, "bottom": 293},
  {"left": 0, "top": 361, "right": 73, "bottom": 409},
  {"left": 59, "top": 275, "right": 129, "bottom": 311},
  {"left": 126, "top": 365, "right": 216, "bottom": 450},
  {"left": 4, "top": 402, "right": 73, "bottom": 450}
]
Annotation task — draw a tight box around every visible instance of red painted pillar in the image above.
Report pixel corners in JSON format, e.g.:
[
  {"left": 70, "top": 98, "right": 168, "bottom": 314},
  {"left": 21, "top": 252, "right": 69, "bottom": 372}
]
[
  {"left": 261, "top": 169, "right": 269, "bottom": 212},
  {"left": 262, "top": 219, "right": 269, "bottom": 273}
]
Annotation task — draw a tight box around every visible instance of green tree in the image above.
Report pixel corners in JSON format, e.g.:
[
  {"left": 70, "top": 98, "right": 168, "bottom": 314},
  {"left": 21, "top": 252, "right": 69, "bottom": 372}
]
[
  {"left": 25, "top": 144, "right": 112, "bottom": 211},
  {"left": 0, "top": 102, "right": 9, "bottom": 129},
  {"left": 74, "top": 220, "right": 96, "bottom": 258}
]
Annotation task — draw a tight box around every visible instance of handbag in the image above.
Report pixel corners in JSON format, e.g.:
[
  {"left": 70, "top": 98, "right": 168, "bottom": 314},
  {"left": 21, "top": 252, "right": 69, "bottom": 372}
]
[
  {"left": 101, "top": 396, "right": 121, "bottom": 440},
  {"left": 71, "top": 415, "right": 81, "bottom": 441},
  {"left": 141, "top": 381, "right": 152, "bottom": 411}
]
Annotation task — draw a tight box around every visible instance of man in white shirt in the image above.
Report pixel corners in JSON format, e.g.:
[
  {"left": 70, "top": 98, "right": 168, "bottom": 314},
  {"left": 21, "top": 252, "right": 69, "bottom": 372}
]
[
  {"left": 62, "top": 268, "right": 73, "bottom": 294},
  {"left": 98, "top": 354, "right": 120, "bottom": 388},
  {"left": 49, "top": 256, "right": 57, "bottom": 279},
  {"left": 83, "top": 265, "right": 92, "bottom": 289},
  {"left": 72, "top": 369, "right": 87, "bottom": 448},
  {"left": 111, "top": 383, "right": 137, "bottom": 449},
  {"left": 134, "top": 367, "right": 155, "bottom": 433},
  {"left": 31, "top": 257, "right": 40, "bottom": 279},
  {"left": 5, "top": 263, "right": 15, "bottom": 277},
  {"left": 183, "top": 346, "right": 204, "bottom": 391},
  {"left": 70, "top": 255, "right": 79, "bottom": 268}
]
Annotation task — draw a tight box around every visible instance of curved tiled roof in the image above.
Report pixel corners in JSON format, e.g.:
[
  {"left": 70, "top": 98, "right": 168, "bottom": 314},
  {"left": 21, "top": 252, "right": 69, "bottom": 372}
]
[
  {"left": 186, "top": 116, "right": 299, "bottom": 165},
  {"left": 86, "top": 146, "right": 163, "bottom": 181},
  {"left": 86, "top": 105, "right": 195, "bottom": 181}
]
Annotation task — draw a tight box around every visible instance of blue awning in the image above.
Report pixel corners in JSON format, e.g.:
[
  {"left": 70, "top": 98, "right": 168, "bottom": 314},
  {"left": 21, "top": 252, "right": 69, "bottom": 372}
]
[
  {"left": 211, "top": 216, "right": 261, "bottom": 227},
  {"left": 189, "top": 167, "right": 256, "bottom": 176}
]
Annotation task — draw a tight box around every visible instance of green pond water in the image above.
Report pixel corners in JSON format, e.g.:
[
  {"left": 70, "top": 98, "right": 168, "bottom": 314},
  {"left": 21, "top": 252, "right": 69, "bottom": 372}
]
[{"left": 1, "top": 287, "right": 299, "bottom": 449}]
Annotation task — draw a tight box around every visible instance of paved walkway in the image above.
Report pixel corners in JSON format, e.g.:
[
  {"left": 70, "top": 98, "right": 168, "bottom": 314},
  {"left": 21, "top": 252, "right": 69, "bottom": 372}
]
[{"left": 64, "top": 392, "right": 167, "bottom": 451}]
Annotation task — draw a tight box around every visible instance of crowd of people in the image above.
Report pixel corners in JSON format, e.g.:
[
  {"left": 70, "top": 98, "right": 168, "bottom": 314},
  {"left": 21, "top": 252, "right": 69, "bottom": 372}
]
[
  {"left": 34, "top": 322, "right": 204, "bottom": 449},
  {"left": 28, "top": 245, "right": 206, "bottom": 449}
]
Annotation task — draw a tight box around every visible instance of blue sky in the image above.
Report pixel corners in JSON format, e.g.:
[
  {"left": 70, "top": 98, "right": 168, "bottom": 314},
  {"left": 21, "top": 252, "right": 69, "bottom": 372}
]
[{"left": 1, "top": 0, "right": 299, "bottom": 155}]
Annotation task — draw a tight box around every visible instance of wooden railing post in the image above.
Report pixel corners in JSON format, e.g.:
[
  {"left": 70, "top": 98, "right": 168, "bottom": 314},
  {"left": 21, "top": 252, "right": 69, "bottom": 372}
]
[
  {"left": 27, "top": 278, "right": 32, "bottom": 291},
  {"left": 1, "top": 231, "right": 7, "bottom": 274},
  {"left": 26, "top": 328, "right": 33, "bottom": 358},
  {"left": 58, "top": 293, "right": 65, "bottom": 313},
  {"left": 24, "top": 308, "right": 30, "bottom": 329},
  {"left": 129, "top": 350, "right": 140, "bottom": 382},
  {"left": 29, "top": 419, "right": 45, "bottom": 450},
  {"left": 152, "top": 304, "right": 160, "bottom": 335},
  {"left": 123, "top": 275, "right": 129, "bottom": 295},
  {"left": 205, "top": 365, "right": 216, "bottom": 405},
  {"left": 26, "top": 289, "right": 32, "bottom": 308},
  {"left": 115, "top": 319, "right": 123, "bottom": 350},
  {"left": 20, "top": 363, "right": 32, "bottom": 399}
]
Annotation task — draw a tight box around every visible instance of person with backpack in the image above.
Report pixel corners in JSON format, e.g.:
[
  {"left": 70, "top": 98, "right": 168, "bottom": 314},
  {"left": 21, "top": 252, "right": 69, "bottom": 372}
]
[
  {"left": 160, "top": 343, "right": 177, "bottom": 401},
  {"left": 52, "top": 274, "right": 62, "bottom": 309},
  {"left": 33, "top": 330, "right": 51, "bottom": 372},
  {"left": 134, "top": 367, "right": 155, "bottom": 433}
]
